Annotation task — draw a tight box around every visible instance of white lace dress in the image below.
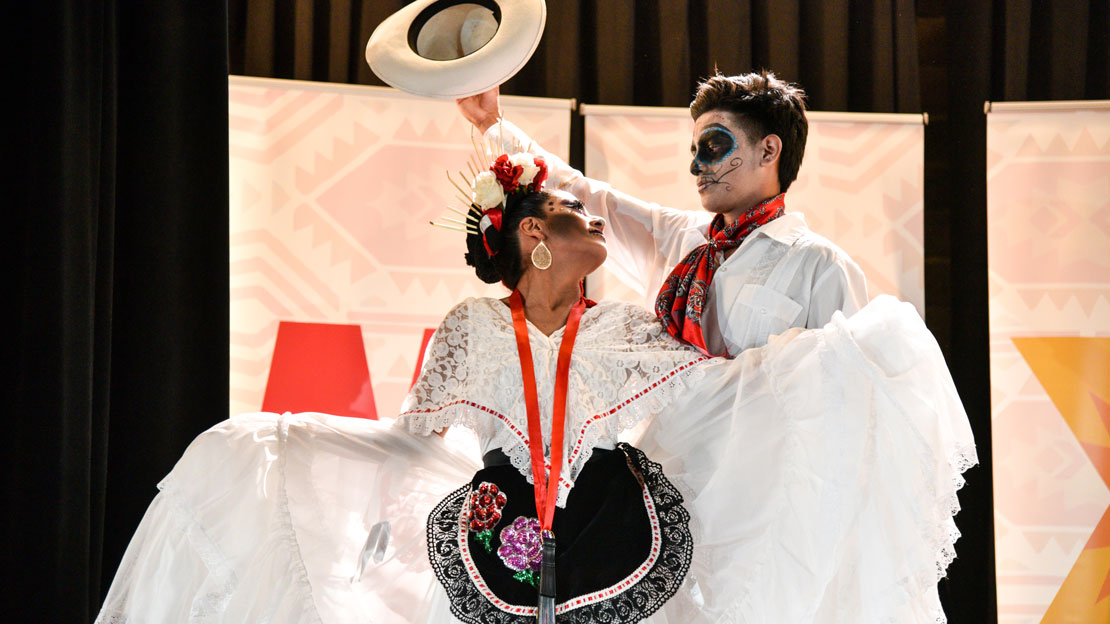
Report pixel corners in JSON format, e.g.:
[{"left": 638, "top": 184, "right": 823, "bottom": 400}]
[{"left": 96, "top": 296, "right": 975, "bottom": 624}]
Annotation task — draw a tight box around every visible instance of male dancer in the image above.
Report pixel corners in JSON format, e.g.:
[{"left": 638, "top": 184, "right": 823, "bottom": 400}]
[{"left": 458, "top": 71, "right": 866, "bottom": 356}]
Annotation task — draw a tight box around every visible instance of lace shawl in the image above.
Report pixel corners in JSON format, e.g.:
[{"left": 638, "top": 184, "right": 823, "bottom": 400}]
[{"left": 398, "top": 298, "right": 709, "bottom": 506}]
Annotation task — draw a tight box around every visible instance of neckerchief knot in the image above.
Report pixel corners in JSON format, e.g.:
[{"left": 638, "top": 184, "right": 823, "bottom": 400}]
[{"left": 654, "top": 193, "right": 786, "bottom": 355}]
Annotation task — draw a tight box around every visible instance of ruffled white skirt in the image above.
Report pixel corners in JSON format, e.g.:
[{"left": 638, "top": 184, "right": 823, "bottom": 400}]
[{"left": 96, "top": 296, "right": 976, "bottom": 624}]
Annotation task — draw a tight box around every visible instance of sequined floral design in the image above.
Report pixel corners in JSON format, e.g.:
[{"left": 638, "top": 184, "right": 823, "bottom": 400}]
[
  {"left": 468, "top": 482, "right": 507, "bottom": 553},
  {"left": 497, "top": 516, "right": 542, "bottom": 586}
]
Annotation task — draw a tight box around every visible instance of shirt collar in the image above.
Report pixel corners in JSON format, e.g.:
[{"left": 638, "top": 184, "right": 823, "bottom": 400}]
[
  {"left": 752, "top": 212, "right": 808, "bottom": 244},
  {"left": 683, "top": 208, "right": 808, "bottom": 245}
]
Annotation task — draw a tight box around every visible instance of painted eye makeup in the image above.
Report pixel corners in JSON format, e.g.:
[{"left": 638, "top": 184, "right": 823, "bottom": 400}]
[
  {"left": 562, "top": 199, "right": 586, "bottom": 214},
  {"left": 693, "top": 126, "right": 738, "bottom": 167}
]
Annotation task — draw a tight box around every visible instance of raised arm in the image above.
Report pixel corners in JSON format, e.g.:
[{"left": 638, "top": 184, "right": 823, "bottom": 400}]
[{"left": 457, "top": 89, "right": 706, "bottom": 302}]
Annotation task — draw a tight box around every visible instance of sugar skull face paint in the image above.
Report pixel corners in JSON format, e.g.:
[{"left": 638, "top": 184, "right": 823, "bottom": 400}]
[
  {"left": 690, "top": 124, "right": 743, "bottom": 190},
  {"left": 692, "top": 125, "right": 738, "bottom": 168},
  {"left": 690, "top": 110, "right": 774, "bottom": 216}
]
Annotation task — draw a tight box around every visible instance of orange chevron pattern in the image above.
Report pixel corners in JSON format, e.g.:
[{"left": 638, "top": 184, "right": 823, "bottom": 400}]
[
  {"left": 987, "top": 107, "right": 1110, "bottom": 624},
  {"left": 1013, "top": 337, "right": 1110, "bottom": 623},
  {"left": 229, "top": 77, "right": 572, "bottom": 419},
  {"left": 581, "top": 111, "right": 925, "bottom": 314}
]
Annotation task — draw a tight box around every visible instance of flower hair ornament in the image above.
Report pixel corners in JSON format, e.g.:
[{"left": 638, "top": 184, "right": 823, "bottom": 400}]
[{"left": 430, "top": 120, "right": 548, "bottom": 258}]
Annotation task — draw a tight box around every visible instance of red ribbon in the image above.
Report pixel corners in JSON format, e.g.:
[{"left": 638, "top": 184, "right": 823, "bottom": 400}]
[
  {"left": 508, "top": 290, "right": 587, "bottom": 533},
  {"left": 481, "top": 207, "right": 503, "bottom": 257}
]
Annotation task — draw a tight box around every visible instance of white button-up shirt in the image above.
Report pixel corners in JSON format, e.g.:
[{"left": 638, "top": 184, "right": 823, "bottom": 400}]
[{"left": 488, "top": 121, "right": 869, "bottom": 355}]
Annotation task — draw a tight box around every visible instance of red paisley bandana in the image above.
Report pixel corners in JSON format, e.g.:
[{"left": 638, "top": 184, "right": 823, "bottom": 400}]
[{"left": 654, "top": 193, "right": 786, "bottom": 355}]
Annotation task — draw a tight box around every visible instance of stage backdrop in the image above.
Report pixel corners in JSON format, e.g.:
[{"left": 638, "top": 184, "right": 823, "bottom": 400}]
[
  {"left": 580, "top": 104, "right": 926, "bottom": 315},
  {"left": 228, "top": 76, "right": 572, "bottom": 420},
  {"left": 986, "top": 101, "right": 1110, "bottom": 624}
]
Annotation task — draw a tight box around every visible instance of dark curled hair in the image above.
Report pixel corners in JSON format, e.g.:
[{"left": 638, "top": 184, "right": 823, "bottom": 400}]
[
  {"left": 689, "top": 70, "right": 808, "bottom": 192},
  {"left": 465, "top": 190, "right": 550, "bottom": 288}
]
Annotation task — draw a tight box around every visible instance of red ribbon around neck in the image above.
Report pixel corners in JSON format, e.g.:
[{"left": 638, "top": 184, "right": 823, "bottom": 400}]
[{"left": 508, "top": 290, "right": 587, "bottom": 534}]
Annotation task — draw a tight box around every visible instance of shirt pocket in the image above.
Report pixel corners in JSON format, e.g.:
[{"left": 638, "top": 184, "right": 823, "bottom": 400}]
[{"left": 728, "top": 283, "right": 804, "bottom": 351}]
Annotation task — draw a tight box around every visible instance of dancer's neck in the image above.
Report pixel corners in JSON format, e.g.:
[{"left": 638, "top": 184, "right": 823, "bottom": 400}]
[{"left": 512, "top": 272, "right": 583, "bottom": 336}]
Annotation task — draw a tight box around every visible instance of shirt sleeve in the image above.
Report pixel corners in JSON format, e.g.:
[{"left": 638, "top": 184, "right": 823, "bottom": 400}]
[
  {"left": 486, "top": 119, "right": 706, "bottom": 298},
  {"left": 806, "top": 256, "right": 869, "bottom": 328}
]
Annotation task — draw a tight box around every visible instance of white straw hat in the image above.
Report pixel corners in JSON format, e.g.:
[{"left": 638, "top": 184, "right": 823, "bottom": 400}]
[{"left": 365, "top": 0, "right": 547, "bottom": 99}]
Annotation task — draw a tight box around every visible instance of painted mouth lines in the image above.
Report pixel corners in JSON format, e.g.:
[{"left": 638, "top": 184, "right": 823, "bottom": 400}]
[{"left": 697, "top": 164, "right": 739, "bottom": 192}]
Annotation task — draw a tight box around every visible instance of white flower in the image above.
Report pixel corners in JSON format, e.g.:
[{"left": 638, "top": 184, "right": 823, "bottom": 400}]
[
  {"left": 471, "top": 171, "right": 505, "bottom": 209},
  {"left": 509, "top": 153, "right": 540, "bottom": 186}
]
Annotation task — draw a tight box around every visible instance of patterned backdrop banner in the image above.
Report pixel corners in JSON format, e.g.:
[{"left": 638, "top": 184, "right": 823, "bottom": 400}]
[
  {"left": 229, "top": 76, "right": 572, "bottom": 419},
  {"left": 987, "top": 101, "right": 1110, "bottom": 624},
  {"left": 580, "top": 105, "right": 925, "bottom": 315}
]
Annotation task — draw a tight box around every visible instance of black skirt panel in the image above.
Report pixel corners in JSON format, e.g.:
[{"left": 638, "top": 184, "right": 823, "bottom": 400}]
[{"left": 426, "top": 443, "right": 692, "bottom": 624}]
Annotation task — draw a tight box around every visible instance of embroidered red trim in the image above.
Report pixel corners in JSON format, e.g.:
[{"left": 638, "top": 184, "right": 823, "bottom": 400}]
[{"left": 400, "top": 356, "right": 708, "bottom": 495}]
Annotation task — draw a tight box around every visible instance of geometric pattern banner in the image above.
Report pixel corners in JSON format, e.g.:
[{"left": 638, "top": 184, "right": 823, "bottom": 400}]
[
  {"left": 581, "top": 105, "right": 925, "bottom": 316},
  {"left": 987, "top": 102, "right": 1110, "bottom": 624},
  {"left": 229, "top": 76, "right": 572, "bottom": 419}
]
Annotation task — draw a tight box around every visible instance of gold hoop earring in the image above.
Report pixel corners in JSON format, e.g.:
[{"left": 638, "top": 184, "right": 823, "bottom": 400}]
[{"left": 531, "top": 241, "right": 552, "bottom": 270}]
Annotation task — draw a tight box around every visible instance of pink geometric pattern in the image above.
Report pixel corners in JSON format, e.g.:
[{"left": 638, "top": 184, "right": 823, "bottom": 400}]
[
  {"left": 581, "top": 109, "right": 925, "bottom": 315},
  {"left": 987, "top": 106, "right": 1110, "bottom": 624},
  {"left": 229, "top": 77, "right": 572, "bottom": 419}
]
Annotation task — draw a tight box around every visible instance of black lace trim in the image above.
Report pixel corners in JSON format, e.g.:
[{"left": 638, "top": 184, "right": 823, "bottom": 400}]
[{"left": 426, "top": 444, "right": 692, "bottom": 624}]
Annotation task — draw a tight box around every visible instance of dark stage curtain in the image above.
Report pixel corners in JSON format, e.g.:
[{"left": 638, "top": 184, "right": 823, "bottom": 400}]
[
  {"left": 6, "top": 2, "right": 229, "bottom": 622},
  {"left": 229, "top": 0, "right": 922, "bottom": 112},
  {"left": 925, "top": 3, "right": 1106, "bottom": 619}
]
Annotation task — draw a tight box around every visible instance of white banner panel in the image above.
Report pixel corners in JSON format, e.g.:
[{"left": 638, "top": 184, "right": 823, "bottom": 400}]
[
  {"left": 987, "top": 101, "right": 1110, "bottom": 624},
  {"left": 581, "top": 105, "right": 925, "bottom": 316},
  {"left": 228, "top": 77, "right": 572, "bottom": 419}
]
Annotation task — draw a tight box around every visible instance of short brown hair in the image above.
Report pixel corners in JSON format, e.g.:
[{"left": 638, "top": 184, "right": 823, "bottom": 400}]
[{"left": 690, "top": 70, "right": 808, "bottom": 192}]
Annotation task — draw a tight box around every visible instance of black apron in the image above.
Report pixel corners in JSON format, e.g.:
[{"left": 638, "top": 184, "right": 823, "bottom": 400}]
[{"left": 426, "top": 443, "right": 692, "bottom": 623}]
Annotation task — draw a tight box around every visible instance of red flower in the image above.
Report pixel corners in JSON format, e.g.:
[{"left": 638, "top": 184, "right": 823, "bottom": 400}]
[
  {"left": 530, "top": 156, "right": 548, "bottom": 192},
  {"left": 468, "top": 482, "right": 508, "bottom": 532},
  {"left": 490, "top": 154, "right": 523, "bottom": 193}
]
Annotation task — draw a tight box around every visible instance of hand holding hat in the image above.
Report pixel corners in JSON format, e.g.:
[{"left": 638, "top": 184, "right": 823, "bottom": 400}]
[{"left": 457, "top": 87, "right": 501, "bottom": 134}]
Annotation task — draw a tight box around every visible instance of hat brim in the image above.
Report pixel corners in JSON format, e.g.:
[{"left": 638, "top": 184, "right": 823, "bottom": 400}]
[{"left": 366, "top": 0, "right": 546, "bottom": 99}]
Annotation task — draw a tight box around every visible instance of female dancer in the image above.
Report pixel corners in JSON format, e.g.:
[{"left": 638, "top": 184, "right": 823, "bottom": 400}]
[{"left": 97, "top": 148, "right": 974, "bottom": 623}]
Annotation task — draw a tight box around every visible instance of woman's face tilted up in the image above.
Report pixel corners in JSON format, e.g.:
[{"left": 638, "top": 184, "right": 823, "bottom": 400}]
[{"left": 523, "top": 189, "right": 607, "bottom": 282}]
